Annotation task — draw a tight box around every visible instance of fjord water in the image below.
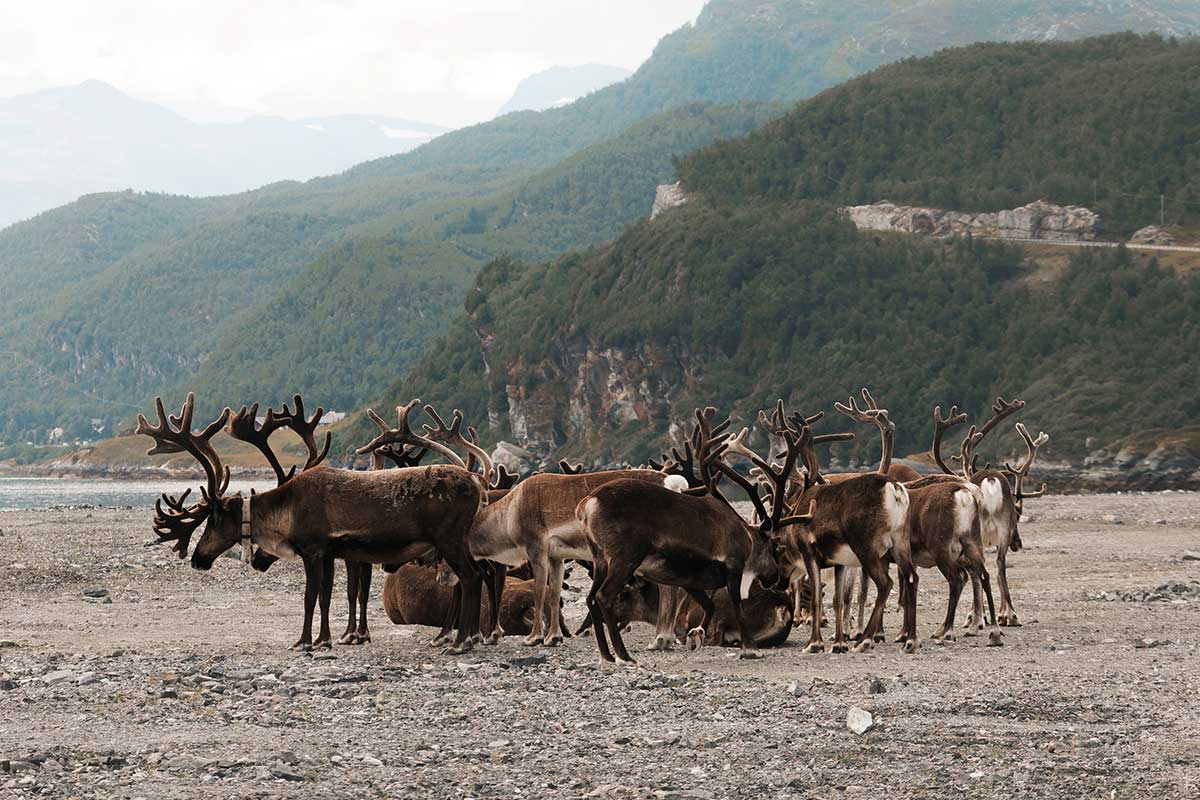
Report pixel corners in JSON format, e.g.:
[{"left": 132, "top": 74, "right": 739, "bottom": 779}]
[{"left": 0, "top": 477, "right": 274, "bottom": 511}]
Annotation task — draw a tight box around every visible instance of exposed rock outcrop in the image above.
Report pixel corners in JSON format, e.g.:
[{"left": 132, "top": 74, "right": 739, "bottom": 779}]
[
  {"left": 650, "top": 182, "right": 689, "bottom": 220},
  {"left": 1130, "top": 225, "right": 1175, "bottom": 245},
  {"left": 842, "top": 200, "right": 1102, "bottom": 241}
]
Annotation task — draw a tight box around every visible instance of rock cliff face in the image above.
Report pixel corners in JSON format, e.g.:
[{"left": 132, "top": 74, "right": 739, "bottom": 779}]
[
  {"left": 650, "top": 182, "right": 689, "bottom": 220},
  {"left": 842, "top": 200, "right": 1102, "bottom": 241}
]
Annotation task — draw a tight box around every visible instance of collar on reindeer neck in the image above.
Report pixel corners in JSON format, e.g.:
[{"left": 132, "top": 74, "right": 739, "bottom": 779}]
[{"left": 240, "top": 493, "right": 253, "bottom": 563}]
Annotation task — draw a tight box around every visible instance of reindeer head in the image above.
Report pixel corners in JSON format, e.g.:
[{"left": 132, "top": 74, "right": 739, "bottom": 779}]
[{"left": 138, "top": 393, "right": 330, "bottom": 569}]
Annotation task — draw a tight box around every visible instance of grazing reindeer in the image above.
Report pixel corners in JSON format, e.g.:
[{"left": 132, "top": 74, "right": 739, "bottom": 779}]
[
  {"left": 928, "top": 398, "right": 1048, "bottom": 628},
  {"left": 603, "top": 577, "right": 794, "bottom": 648},
  {"left": 578, "top": 407, "right": 812, "bottom": 663},
  {"left": 143, "top": 394, "right": 487, "bottom": 654},
  {"left": 773, "top": 391, "right": 914, "bottom": 654}
]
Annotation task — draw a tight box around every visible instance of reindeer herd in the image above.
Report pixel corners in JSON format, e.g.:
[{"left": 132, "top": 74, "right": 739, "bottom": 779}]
[{"left": 138, "top": 389, "right": 1047, "bottom": 663}]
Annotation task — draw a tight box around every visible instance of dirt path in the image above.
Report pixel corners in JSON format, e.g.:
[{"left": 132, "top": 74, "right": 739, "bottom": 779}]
[{"left": 1, "top": 493, "right": 1198, "bottom": 799}]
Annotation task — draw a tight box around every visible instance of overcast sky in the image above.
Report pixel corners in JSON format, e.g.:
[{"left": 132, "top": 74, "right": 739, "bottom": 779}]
[{"left": 0, "top": 0, "right": 709, "bottom": 127}]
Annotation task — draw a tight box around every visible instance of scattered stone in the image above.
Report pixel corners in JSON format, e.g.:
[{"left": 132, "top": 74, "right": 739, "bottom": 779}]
[
  {"left": 509, "top": 653, "right": 549, "bottom": 668},
  {"left": 1134, "top": 638, "right": 1170, "bottom": 649},
  {"left": 1101, "top": 514, "right": 1122, "bottom": 524},
  {"left": 361, "top": 755, "right": 384, "bottom": 767},
  {"left": 0, "top": 679, "right": 16, "bottom": 691},
  {"left": 270, "top": 768, "right": 306, "bottom": 782},
  {"left": 1182, "top": 551, "right": 1200, "bottom": 561},
  {"left": 867, "top": 677, "right": 886, "bottom": 695},
  {"left": 40, "top": 669, "right": 74, "bottom": 685},
  {"left": 786, "top": 680, "right": 809, "bottom": 697},
  {"left": 0, "top": 640, "right": 18, "bottom": 649},
  {"left": 846, "top": 707, "right": 875, "bottom": 735},
  {"left": 81, "top": 587, "right": 110, "bottom": 599}
]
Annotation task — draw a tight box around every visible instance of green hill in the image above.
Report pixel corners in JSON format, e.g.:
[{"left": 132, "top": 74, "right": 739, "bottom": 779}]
[
  {"left": 3, "top": 2, "right": 1199, "bottom": 441},
  {"left": 373, "top": 34, "right": 1200, "bottom": 464}
]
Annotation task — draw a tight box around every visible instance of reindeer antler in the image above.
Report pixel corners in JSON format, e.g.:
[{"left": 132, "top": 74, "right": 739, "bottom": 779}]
[
  {"left": 422, "top": 404, "right": 494, "bottom": 487},
  {"left": 834, "top": 388, "right": 895, "bottom": 474},
  {"left": 491, "top": 464, "right": 520, "bottom": 490},
  {"left": 274, "top": 394, "right": 332, "bottom": 470},
  {"left": 712, "top": 414, "right": 813, "bottom": 535},
  {"left": 957, "top": 396, "right": 1026, "bottom": 477},
  {"left": 931, "top": 404, "right": 968, "bottom": 475},
  {"left": 357, "top": 400, "right": 467, "bottom": 468},
  {"left": 558, "top": 460, "right": 586, "bottom": 475},
  {"left": 1004, "top": 422, "right": 1049, "bottom": 511},
  {"left": 228, "top": 402, "right": 295, "bottom": 486},
  {"left": 136, "top": 394, "right": 231, "bottom": 558}
]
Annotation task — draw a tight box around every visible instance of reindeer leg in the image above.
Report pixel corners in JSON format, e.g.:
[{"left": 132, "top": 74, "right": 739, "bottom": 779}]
[
  {"left": 431, "top": 583, "right": 460, "bottom": 647},
  {"left": 523, "top": 552, "right": 550, "bottom": 647},
  {"left": 356, "top": 563, "right": 372, "bottom": 644},
  {"left": 841, "top": 568, "right": 855, "bottom": 635},
  {"left": 291, "top": 556, "right": 319, "bottom": 651},
  {"left": 726, "top": 569, "right": 762, "bottom": 660},
  {"left": 484, "top": 563, "right": 507, "bottom": 645},
  {"left": 313, "top": 555, "right": 334, "bottom": 649},
  {"left": 684, "top": 588, "right": 715, "bottom": 652},
  {"left": 444, "top": 558, "right": 482, "bottom": 656},
  {"left": 831, "top": 566, "right": 849, "bottom": 653},
  {"left": 893, "top": 571, "right": 910, "bottom": 643},
  {"left": 647, "top": 585, "right": 680, "bottom": 650},
  {"left": 543, "top": 559, "right": 567, "bottom": 647},
  {"left": 853, "top": 559, "right": 892, "bottom": 653},
  {"left": 930, "top": 559, "right": 963, "bottom": 645},
  {"left": 339, "top": 560, "right": 359, "bottom": 645},
  {"left": 977, "top": 563, "right": 1003, "bottom": 648},
  {"left": 996, "top": 549, "right": 1019, "bottom": 627},
  {"left": 586, "top": 558, "right": 615, "bottom": 663},
  {"left": 855, "top": 567, "right": 869, "bottom": 640},
  {"left": 963, "top": 571, "right": 984, "bottom": 635},
  {"left": 802, "top": 554, "right": 825, "bottom": 654},
  {"left": 596, "top": 566, "right": 638, "bottom": 665},
  {"left": 789, "top": 573, "right": 806, "bottom": 628}
]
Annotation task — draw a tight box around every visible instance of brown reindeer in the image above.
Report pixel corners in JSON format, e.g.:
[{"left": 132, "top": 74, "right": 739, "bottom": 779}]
[
  {"left": 418, "top": 407, "right": 692, "bottom": 649},
  {"left": 578, "top": 406, "right": 813, "bottom": 663},
  {"left": 773, "top": 391, "right": 914, "bottom": 654},
  {"left": 927, "top": 398, "right": 1048, "bottom": 629},
  {"left": 143, "top": 394, "right": 487, "bottom": 654},
  {"left": 382, "top": 564, "right": 543, "bottom": 637}
]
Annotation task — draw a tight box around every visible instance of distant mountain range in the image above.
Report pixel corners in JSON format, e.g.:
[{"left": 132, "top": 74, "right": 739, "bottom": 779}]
[
  {"left": 0, "top": 80, "right": 446, "bottom": 228},
  {"left": 496, "top": 65, "right": 633, "bottom": 116}
]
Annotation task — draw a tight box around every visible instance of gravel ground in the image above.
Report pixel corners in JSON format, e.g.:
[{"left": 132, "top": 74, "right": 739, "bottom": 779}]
[{"left": 1, "top": 492, "right": 1199, "bottom": 799}]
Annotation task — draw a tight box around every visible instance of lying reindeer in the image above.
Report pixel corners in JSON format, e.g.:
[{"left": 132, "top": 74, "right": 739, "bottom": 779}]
[
  {"left": 382, "top": 564, "right": 541, "bottom": 637},
  {"left": 141, "top": 394, "right": 487, "bottom": 654}
]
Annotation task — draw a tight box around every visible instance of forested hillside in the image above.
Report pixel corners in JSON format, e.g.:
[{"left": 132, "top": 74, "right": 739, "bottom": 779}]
[
  {"left": 372, "top": 35, "right": 1200, "bottom": 466},
  {"left": 3, "top": 1, "right": 1199, "bottom": 443},
  {"left": 679, "top": 34, "right": 1200, "bottom": 235},
  {"left": 385, "top": 203, "right": 1199, "bottom": 466}
]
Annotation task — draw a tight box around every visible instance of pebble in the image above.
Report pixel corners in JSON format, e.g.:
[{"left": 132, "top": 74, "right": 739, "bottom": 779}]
[
  {"left": 786, "top": 680, "right": 809, "bottom": 697},
  {"left": 509, "top": 653, "right": 549, "bottom": 668},
  {"left": 40, "top": 669, "right": 74, "bottom": 685},
  {"left": 81, "top": 588, "right": 110, "bottom": 599},
  {"left": 867, "top": 677, "right": 886, "bottom": 695},
  {"left": 846, "top": 707, "right": 874, "bottom": 735},
  {"left": 361, "top": 755, "right": 384, "bottom": 767}
]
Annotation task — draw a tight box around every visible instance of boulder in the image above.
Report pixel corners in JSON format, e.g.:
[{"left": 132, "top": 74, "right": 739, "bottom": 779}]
[{"left": 1130, "top": 225, "right": 1175, "bottom": 245}]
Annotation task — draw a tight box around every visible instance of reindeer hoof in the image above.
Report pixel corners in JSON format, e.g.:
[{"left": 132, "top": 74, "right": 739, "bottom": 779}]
[
  {"left": 831, "top": 642, "right": 849, "bottom": 654},
  {"left": 522, "top": 633, "right": 543, "bottom": 647},
  {"left": 357, "top": 632, "right": 371, "bottom": 645},
  {"left": 543, "top": 634, "right": 563, "bottom": 647},
  {"left": 903, "top": 639, "right": 919, "bottom": 654},
  {"left": 738, "top": 649, "right": 764, "bottom": 660},
  {"left": 290, "top": 641, "right": 312, "bottom": 652},
  {"left": 338, "top": 631, "right": 357, "bottom": 645},
  {"left": 801, "top": 641, "right": 825, "bottom": 654},
  {"left": 484, "top": 630, "right": 502, "bottom": 646},
  {"left": 892, "top": 632, "right": 907, "bottom": 644},
  {"left": 314, "top": 639, "right": 332, "bottom": 651},
  {"left": 987, "top": 630, "right": 1004, "bottom": 647},
  {"left": 872, "top": 632, "right": 886, "bottom": 643},
  {"left": 614, "top": 656, "right": 637, "bottom": 668},
  {"left": 851, "top": 640, "right": 874, "bottom": 654},
  {"left": 646, "top": 637, "right": 673, "bottom": 652},
  {"left": 1001, "top": 614, "right": 1020, "bottom": 627},
  {"left": 686, "top": 627, "right": 705, "bottom": 651},
  {"left": 443, "top": 639, "right": 475, "bottom": 656}
]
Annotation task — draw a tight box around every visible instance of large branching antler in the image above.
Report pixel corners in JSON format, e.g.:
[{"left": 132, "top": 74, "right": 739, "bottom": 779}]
[
  {"left": 228, "top": 394, "right": 332, "bottom": 486},
  {"left": 931, "top": 404, "right": 968, "bottom": 475},
  {"left": 421, "top": 404, "right": 494, "bottom": 487},
  {"left": 834, "top": 388, "right": 895, "bottom": 474},
  {"left": 356, "top": 399, "right": 467, "bottom": 468},
  {"left": 712, "top": 413, "right": 814, "bottom": 535},
  {"left": 135, "top": 394, "right": 231, "bottom": 558},
  {"left": 957, "top": 396, "right": 1025, "bottom": 477},
  {"left": 1004, "top": 422, "right": 1049, "bottom": 511}
]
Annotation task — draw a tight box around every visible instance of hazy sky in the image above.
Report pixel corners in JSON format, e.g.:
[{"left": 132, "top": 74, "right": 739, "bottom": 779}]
[{"left": 0, "top": 0, "right": 709, "bottom": 127}]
